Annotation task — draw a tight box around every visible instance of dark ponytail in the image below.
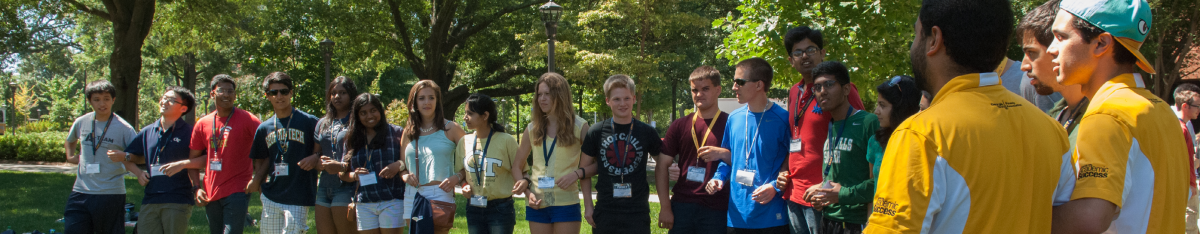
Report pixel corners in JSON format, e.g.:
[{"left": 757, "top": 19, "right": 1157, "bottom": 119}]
[{"left": 465, "top": 93, "right": 505, "bottom": 133}]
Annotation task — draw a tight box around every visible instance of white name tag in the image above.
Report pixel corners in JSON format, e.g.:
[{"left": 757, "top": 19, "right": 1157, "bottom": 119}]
[
  {"left": 736, "top": 169, "right": 756, "bottom": 187},
  {"left": 686, "top": 166, "right": 707, "bottom": 182},
  {"left": 613, "top": 183, "right": 632, "bottom": 198},
  {"left": 537, "top": 177, "right": 555, "bottom": 189},
  {"left": 85, "top": 164, "right": 100, "bottom": 174},
  {"left": 274, "top": 163, "right": 289, "bottom": 176},
  {"left": 790, "top": 139, "right": 803, "bottom": 153},
  {"left": 210, "top": 160, "right": 222, "bottom": 171},
  {"left": 150, "top": 164, "right": 164, "bottom": 177},
  {"left": 470, "top": 195, "right": 488, "bottom": 207},
  {"left": 359, "top": 173, "right": 377, "bottom": 186}
]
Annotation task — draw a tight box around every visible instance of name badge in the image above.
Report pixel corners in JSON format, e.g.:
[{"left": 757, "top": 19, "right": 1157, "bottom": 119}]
[
  {"left": 359, "top": 172, "right": 377, "bottom": 186},
  {"left": 686, "top": 166, "right": 707, "bottom": 182},
  {"left": 789, "top": 139, "right": 803, "bottom": 153},
  {"left": 736, "top": 169, "right": 756, "bottom": 187},
  {"left": 150, "top": 164, "right": 164, "bottom": 177},
  {"left": 85, "top": 164, "right": 100, "bottom": 174},
  {"left": 210, "top": 160, "right": 222, "bottom": 171},
  {"left": 274, "top": 163, "right": 289, "bottom": 176},
  {"left": 537, "top": 177, "right": 555, "bottom": 189},
  {"left": 614, "top": 183, "right": 632, "bottom": 198},
  {"left": 470, "top": 195, "right": 488, "bottom": 207}
]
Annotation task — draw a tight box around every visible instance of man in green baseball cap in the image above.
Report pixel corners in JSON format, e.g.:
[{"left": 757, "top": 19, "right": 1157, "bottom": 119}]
[{"left": 1047, "top": 0, "right": 1190, "bottom": 233}]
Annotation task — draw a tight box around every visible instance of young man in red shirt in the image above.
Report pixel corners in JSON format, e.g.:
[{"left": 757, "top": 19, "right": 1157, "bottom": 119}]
[{"left": 656, "top": 66, "right": 731, "bottom": 234}]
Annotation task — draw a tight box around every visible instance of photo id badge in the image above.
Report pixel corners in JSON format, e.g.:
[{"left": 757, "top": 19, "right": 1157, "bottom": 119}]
[
  {"left": 790, "top": 139, "right": 803, "bottom": 152},
  {"left": 150, "top": 164, "right": 164, "bottom": 177},
  {"left": 359, "top": 172, "right": 378, "bottom": 186},
  {"left": 537, "top": 177, "right": 555, "bottom": 189},
  {"left": 735, "top": 169, "right": 756, "bottom": 187},
  {"left": 274, "top": 163, "right": 289, "bottom": 176},
  {"left": 210, "top": 160, "right": 222, "bottom": 171},
  {"left": 85, "top": 164, "right": 100, "bottom": 174},
  {"left": 686, "top": 166, "right": 707, "bottom": 182},
  {"left": 470, "top": 195, "right": 488, "bottom": 207},
  {"left": 614, "top": 183, "right": 632, "bottom": 198}
]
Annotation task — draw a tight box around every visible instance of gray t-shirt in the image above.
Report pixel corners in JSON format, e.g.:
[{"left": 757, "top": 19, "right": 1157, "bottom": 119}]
[
  {"left": 66, "top": 112, "right": 136, "bottom": 194},
  {"left": 998, "top": 59, "right": 1062, "bottom": 113},
  {"left": 316, "top": 116, "right": 351, "bottom": 189}
]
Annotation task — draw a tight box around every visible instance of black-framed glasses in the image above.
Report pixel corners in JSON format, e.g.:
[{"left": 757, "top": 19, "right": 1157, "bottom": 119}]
[
  {"left": 1189, "top": 102, "right": 1200, "bottom": 108},
  {"left": 812, "top": 79, "right": 839, "bottom": 92},
  {"left": 790, "top": 46, "right": 821, "bottom": 58},
  {"left": 266, "top": 88, "right": 291, "bottom": 96},
  {"left": 159, "top": 97, "right": 180, "bottom": 105}
]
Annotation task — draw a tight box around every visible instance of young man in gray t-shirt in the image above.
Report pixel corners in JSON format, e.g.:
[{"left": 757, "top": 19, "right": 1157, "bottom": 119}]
[{"left": 63, "top": 80, "right": 137, "bottom": 234}]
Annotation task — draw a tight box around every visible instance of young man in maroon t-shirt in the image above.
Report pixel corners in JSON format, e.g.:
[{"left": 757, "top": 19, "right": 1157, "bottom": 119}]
[
  {"left": 777, "top": 26, "right": 865, "bottom": 234},
  {"left": 656, "top": 66, "right": 731, "bottom": 234},
  {"left": 161, "top": 74, "right": 262, "bottom": 234}
]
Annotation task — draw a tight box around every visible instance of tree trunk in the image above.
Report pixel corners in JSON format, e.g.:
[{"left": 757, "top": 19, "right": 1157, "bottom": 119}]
[
  {"left": 182, "top": 53, "right": 197, "bottom": 122},
  {"left": 65, "top": 0, "right": 157, "bottom": 127}
]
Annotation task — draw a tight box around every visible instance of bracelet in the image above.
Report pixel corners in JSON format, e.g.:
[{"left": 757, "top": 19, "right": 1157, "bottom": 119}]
[{"left": 575, "top": 168, "right": 583, "bottom": 178}]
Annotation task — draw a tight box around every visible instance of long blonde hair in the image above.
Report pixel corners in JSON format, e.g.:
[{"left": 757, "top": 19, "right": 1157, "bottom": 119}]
[
  {"left": 404, "top": 80, "right": 446, "bottom": 141},
  {"left": 531, "top": 73, "right": 579, "bottom": 146}
]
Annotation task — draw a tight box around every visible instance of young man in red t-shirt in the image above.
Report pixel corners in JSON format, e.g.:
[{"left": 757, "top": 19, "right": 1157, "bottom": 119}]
[
  {"left": 776, "top": 26, "right": 865, "bottom": 234},
  {"left": 161, "top": 74, "right": 262, "bottom": 234},
  {"left": 656, "top": 66, "right": 731, "bottom": 234}
]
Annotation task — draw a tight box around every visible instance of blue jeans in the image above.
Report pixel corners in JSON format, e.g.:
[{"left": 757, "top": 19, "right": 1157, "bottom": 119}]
[
  {"left": 668, "top": 202, "right": 727, "bottom": 234},
  {"left": 64, "top": 192, "right": 125, "bottom": 234},
  {"left": 787, "top": 201, "right": 821, "bottom": 234},
  {"left": 465, "top": 198, "right": 516, "bottom": 234},
  {"left": 314, "top": 185, "right": 354, "bottom": 207},
  {"left": 205, "top": 192, "right": 249, "bottom": 234}
]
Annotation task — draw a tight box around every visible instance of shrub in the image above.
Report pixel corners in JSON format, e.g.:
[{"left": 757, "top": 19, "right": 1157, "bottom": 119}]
[{"left": 0, "top": 132, "right": 70, "bottom": 162}]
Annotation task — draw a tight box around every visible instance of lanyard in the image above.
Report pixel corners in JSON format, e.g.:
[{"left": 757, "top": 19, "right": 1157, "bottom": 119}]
[
  {"left": 327, "top": 116, "right": 349, "bottom": 160},
  {"left": 743, "top": 105, "right": 770, "bottom": 167},
  {"left": 152, "top": 119, "right": 175, "bottom": 165},
  {"left": 690, "top": 111, "right": 720, "bottom": 152},
  {"left": 824, "top": 108, "right": 854, "bottom": 178},
  {"left": 472, "top": 131, "right": 495, "bottom": 186},
  {"left": 91, "top": 114, "right": 114, "bottom": 155},
  {"left": 1057, "top": 99, "right": 1086, "bottom": 131},
  {"left": 274, "top": 108, "right": 295, "bottom": 162},
  {"left": 611, "top": 119, "right": 636, "bottom": 183},
  {"left": 211, "top": 108, "right": 236, "bottom": 153},
  {"left": 542, "top": 136, "right": 558, "bottom": 167},
  {"left": 363, "top": 127, "right": 395, "bottom": 173},
  {"left": 792, "top": 84, "right": 816, "bottom": 133}
]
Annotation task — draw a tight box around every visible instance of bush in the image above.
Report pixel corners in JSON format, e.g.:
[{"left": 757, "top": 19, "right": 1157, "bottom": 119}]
[
  {"left": 16, "top": 120, "right": 68, "bottom": 133},
  {"left": 0, "top": 132, "right": 69, "bottom": 162}
]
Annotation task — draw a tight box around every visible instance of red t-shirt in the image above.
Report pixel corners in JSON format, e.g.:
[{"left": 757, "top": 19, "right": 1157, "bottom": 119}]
[
  {"left": 783, "top": 82, "right": 864, "bottom": 206},
  {"left": 190, "top": 109, "right": 261, "bottom": 201},
  {"left": 662, "top": 112, "right": 730, "bottom": 211}
]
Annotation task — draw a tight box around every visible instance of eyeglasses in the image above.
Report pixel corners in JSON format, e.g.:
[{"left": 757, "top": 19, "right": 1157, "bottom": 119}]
[
  {"left": 1189, "top": 102, "right": 1200, "bottom": 108},
  {"left": 266, "top": 88, "right": 291, "bottom": 96},
  {"left": 214, "top": 88, "right": 234, "bottom": 95},
  {"left": 160, "top": 97, "right": 180, "bottom": 105},
  {"left": 791, "top": 46, "right": 821, "bottom": 58},
  {"left": 812, "top": 79, "right": 840, "bottom": 92},
  {"left": 734, "top": 78, "right": 750, "bottom": 86}
]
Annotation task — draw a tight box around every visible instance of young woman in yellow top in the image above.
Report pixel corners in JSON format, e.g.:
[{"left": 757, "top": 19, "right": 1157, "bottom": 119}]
[
  {"left": 513, "top": 72, "right": 590, "bottom": 234},
  {"left": 454, "top": 93, "right": 521, "bottom": 234}
]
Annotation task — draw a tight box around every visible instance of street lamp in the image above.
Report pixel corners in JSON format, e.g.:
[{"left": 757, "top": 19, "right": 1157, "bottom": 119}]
[
  {"left": 320, "top": 38, "right": 335, "bottom": 95},
  {"left": 539, "top": 1, "right": 563, "bottom": 73}
]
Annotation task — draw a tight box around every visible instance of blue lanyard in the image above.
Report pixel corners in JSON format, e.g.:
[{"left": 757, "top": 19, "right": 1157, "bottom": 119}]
[
  {"left": 152, "top": 119, "right": 175, "bottom": 165},
  {"left": 472, "top": 131, "right": 495, "bottom": 186},
  {"left": 542, "top": 136, "right": 558, "bottom": 167},
  {"left": 274, "top": 108, "right": 294, "bottom": 162},
  {"left": 824, "top": 108, "right": 854, "bottom": 178}
]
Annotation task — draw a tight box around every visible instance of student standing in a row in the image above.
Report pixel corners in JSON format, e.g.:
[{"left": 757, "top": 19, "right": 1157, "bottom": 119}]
[
  {"left": 63, "top": 80, "right": 137, "bottom": 234},
  {"left": 455, "top": 93, "right": 520, "bottom": 234},
  {"left": 247, "top": 72, "right": 323, "bottom": 234},
  {"left": 516, "top": 73, "right": 589, "bottom": 234},
  {"left": 342, "top": 93, "right": 407, "bottom": 234}
]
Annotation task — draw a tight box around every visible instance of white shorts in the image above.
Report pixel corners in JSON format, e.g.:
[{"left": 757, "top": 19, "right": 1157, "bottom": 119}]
[
  {"left": 356, "top": 199, "right": 406, "bottom": 230},
  {"left": 260, "top": 194, "right": 310, "bottom": 234},
  {"left": 403, "top": 185, "right": 454, "bottom": 220}
]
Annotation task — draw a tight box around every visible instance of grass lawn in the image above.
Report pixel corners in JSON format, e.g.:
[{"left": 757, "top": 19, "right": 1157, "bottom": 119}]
[{"left": 0, "top": 171, "right": 684, "bottom": 234}]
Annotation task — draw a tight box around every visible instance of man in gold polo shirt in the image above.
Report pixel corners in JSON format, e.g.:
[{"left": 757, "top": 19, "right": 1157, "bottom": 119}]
[
  {"left": 864, "top": 0, "right": 1074, "bottom": 233},
  {"left": 1047, "top": 0, "right": 1189, "bottom": 233}
]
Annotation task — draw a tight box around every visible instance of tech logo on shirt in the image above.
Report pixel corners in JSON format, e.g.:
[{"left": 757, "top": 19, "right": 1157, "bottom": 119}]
[{"left": 599, "top": 132, "right": 645, "bottom": 175}]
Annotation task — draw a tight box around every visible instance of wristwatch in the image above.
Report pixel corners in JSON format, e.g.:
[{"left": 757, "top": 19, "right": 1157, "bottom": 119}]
[{"left": 124, "top": 152, "right": 131, "bottom": 162}]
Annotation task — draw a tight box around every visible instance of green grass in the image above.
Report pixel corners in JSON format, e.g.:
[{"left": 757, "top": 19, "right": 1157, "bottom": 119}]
[{"left": 0, "top": 171, "right": 681, "bottom": 234}]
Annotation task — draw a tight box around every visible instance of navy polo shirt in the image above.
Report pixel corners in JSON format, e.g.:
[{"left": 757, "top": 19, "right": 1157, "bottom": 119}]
[{"left": 126, "top": 118, "right": 195, "bottom": 205}]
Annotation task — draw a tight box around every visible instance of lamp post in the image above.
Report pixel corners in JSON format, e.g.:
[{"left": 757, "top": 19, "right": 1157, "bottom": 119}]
[
  {"left": 320, "top": 39, "right": 335, "bottom": 95},
  {"left": 539, "top": 1, "right": 563, "bottom": 73}
]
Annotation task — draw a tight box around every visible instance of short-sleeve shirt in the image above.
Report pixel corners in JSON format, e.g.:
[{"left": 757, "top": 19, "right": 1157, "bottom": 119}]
[
  {"left": 528, "top": 116, "right": 588, "bottom": 208},
  {"left": 661, "top": 112, "right": 730, "bottom": 211},
  {"left": 713, "top": 103, "right": 790, "bottom": 229},
  {"left": 250, "top": 108, "right": 320, "bottom": 206},
  {"left": 820, "top": 110, "right": 879, "bottom": 224},
  {"left": 126, "top": 118, "right": 194, "bottom": 205},
  {"left": 865, "top": 73, "right": 1073, "bottom": 234},
  {"left": 316, "top": 116, "right": 352, "bottom": 189},
  {"left": 1071, "top": 73, "right": 1189, "bottom": 233},
  {"left": 454, "top": 131, "right": 519, "bottom": 200},
  {"left": 785, "top": 82, "right": 865, "bottom": 206},
  {"left": 581, "top": 118, "right": 663, "bottom": 213},
  {"left": 67, "top": 112, "right": 137, "bottom": 194},
  {"left": 190, "top": 108, "right": 261, "bottom": 201},
  {"left": 348, "top": 125, "right": 406, "bottom": 203}
]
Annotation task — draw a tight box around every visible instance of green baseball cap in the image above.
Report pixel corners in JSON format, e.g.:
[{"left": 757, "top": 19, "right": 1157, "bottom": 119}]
[{"left": 1060, "top": 0, "right": 1155, "bottom": 74}]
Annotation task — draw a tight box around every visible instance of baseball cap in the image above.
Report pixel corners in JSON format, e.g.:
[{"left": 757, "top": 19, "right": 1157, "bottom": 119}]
[{"left": 1060, "top": 0, "right": 1156, "bottom": 74}]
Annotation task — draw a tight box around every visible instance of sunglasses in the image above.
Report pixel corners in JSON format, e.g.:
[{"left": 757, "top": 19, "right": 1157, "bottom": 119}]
[
  {"left": 884, "top": 76, "right": 905, "bottom": 92},
  {"left": 266, "top": 88, "right": 292, "bottom": 96},
  {"left": 734, "top": 78, "right": 756, "bottom": 86}
]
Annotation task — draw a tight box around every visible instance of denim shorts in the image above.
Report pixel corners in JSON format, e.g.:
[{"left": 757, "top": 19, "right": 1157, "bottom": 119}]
[
  {"left": 315, "top": 185, "right": 355, "bottom": 207},
  {"left": 525, "top": 204, "right": 581, "bottom": 224}
]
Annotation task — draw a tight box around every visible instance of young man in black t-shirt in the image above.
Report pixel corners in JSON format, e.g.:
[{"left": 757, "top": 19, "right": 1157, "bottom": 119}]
[
  {"left": 580, "top": 74, "right": 664, "bottom": 234},
  {"left": 247, "top": 72, "right": 323, "bottom": 234}
]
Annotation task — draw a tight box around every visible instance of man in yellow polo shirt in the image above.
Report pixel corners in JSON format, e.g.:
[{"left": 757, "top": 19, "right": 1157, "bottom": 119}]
[
  {"left": 1047, "top": 0, "right": 1189, "bottom": 233},
  {"left": 864, "top": 0, "right": 1074, "bottom": 233}
]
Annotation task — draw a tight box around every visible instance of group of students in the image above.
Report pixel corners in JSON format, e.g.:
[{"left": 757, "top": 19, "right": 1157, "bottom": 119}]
[{"left": 57, "top": 0, "right": 1197, "bottom": 233}]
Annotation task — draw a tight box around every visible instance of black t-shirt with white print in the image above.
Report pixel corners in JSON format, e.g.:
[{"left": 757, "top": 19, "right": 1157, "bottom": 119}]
[{"left": 581, "top": 118, "right": 663, "bottom": 213}]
